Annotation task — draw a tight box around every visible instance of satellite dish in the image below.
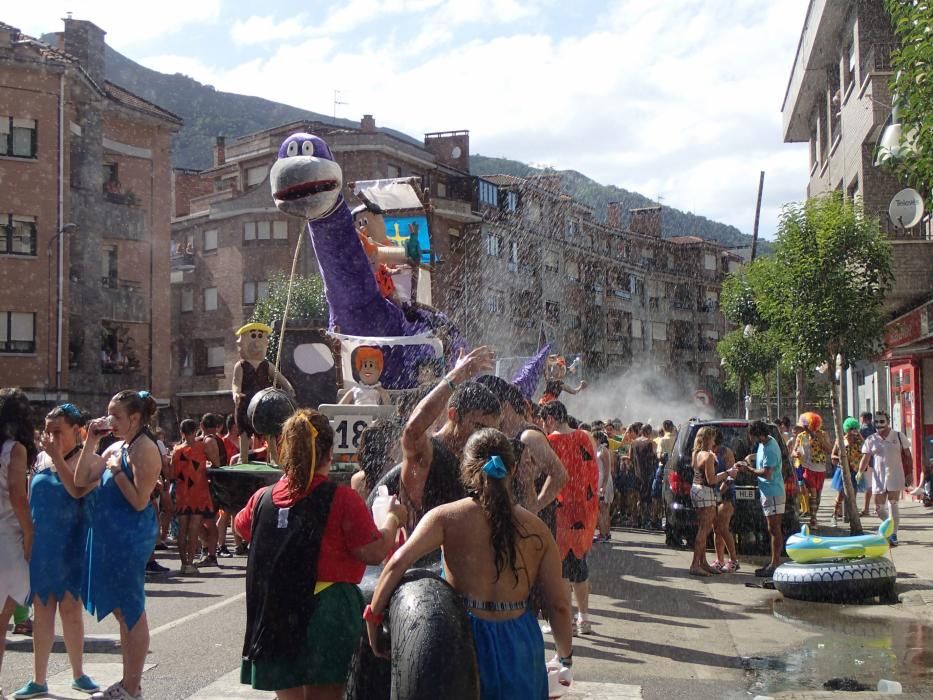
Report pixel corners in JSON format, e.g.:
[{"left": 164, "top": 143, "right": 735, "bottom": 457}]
[
  {"left": 450, "top": 146, "right": 462, "bottom": 159},
  {"left": 889, "top": 188, "right": 924, "bottom": 229}
]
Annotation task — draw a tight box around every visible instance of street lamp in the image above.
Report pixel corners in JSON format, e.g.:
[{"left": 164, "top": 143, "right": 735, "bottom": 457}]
[{"left": 47, "top": 223, "right": 79, "bottom": 395}]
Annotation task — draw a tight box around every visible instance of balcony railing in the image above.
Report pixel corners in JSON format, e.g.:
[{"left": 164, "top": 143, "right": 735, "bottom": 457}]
[
  {"left": 864, "top": 43, "right": 895, "bottom": 75},
  {"left": 879, "top": 210, "right": 933, "bottom": 241}
]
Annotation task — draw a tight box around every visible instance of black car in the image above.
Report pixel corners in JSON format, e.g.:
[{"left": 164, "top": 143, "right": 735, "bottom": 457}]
[{"left": 662, "top": 419, "right": 799, "bottom": 555}]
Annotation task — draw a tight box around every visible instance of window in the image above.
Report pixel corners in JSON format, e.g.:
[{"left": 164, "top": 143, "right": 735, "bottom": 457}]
[
  {"left": 0, "top": 311, "right": 35, "bottom": 353},
  {"left": 544, "top": 249, "right": 559, "bottom": 273},
  {"left": 101, "top": 245, "right": 118, "bottom": 287},
  {"left": 484, "top": 233, "right": 500, "bottom": 257},
  {"left": 0, "top": 215, "right": 37, "bottom": 256},
  {"left": 436, "top": 181, "right": 447, "bottom": 198},
  {"left": 486, "top": 290, "right": 504, "bottom": 314},
  {"left": 246, "top": 165, "right": 269, "bottom": 188},
  {"left": 566, "top": 260, "right": 580, "bottom": 281},
  {"left": 179, "top": 346, "right": 193, "bottom": 376},
  {"left": 0, "top": 118, "right": 37, "bottom": 158},
  {"left": 203, "top": 229, "right": 218, "bottom": 251},
  {"left": 545, "top": 301, "right": 560, "bottom": 325},
  {"left": 207, "top": 345, "right": 225, "bottom": 368},
  {"left": 703, "top": 253, "right": 717, "bottom": 271},
  {"left": 257, "top": 221, "right": 271, "bottom": 240},
  {"left": 244, "top": 221, "right": 256, "bottom": 241},
  {"left": 504, "top": 191, "right": 518, "bottom": 212},
  {"left": 203, "top": 287, "right": 218, "bottom": 311},
  {"left": 632, "top": 319, "right": 643, "bottom": 338},
  {"left": 845, "top": 42, "right": 856, "bottom": 92},
  {"left": 243, "top": 281, "right": 269, "bottom": 305},
  {"left": 387, "top": 164, "right": 401, "bottom": 178},
  {"left": 181, "top": 287, "right": 194, "bottom": 312},
  {"left": 569, "top": 315, "right": 581, "bottom": 330},
  {"left": 258, "top": 281, "right": 269, "bottom": 300},
  {"left": 566, "top": 219, "right": 577, "bottom": 237},
  {"left": 478, "top": 180, "right": 498, "bottom": 207},
  {"left": 652, "top": 322, "right": 667, "bottom": 342},
  {"left": 273, "top": 220, "right": 288, "bottom": 240}
]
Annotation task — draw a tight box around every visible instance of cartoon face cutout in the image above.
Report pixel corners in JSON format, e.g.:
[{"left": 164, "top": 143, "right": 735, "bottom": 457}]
[
  {"left": 238, "top": 329, "right": 270, "bottom": 362},
  {"left": 270, "top": 132, "right": 343, "bottom": 220},
  {"left": 353, "top": 207, "right": 390, "bottom": 245},
  {"left": 352, "top": 346, "right": 384, "bottom": 386}
]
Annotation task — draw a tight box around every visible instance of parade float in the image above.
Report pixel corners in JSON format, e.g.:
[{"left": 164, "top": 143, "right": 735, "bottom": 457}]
[{"left": 772, "top": 519, "right": 898, "bottom": 604}]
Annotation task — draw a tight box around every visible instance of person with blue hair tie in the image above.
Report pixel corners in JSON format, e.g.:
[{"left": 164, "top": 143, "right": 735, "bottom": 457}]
[{"left": 367, "top": 428, "right": 573, "bottom": 699}]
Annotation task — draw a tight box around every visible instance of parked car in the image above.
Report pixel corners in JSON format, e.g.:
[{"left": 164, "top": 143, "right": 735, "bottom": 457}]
[{"left": 662, "top": 419, "right": 799, "bottom": 555}]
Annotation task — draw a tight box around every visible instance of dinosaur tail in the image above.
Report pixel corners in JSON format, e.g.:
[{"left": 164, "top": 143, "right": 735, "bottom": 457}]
[{"left": 511, "top": 343, "right": 551, "bottom": 400}]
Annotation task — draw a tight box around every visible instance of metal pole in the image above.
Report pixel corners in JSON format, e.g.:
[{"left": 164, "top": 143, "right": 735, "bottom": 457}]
[
  {"left": 776, "top": 361, "right": 782, "bottom": 418},
  {"left": 57, "top": 73, "right": 65, "bottom": 396}
]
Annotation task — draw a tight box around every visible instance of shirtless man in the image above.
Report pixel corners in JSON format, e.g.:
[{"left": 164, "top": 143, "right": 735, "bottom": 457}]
[
  {"left": 475, "top": 375, "right": 568, "bottom": 517},
  {"left": 400, "top": 346, "right": 499, "bottom": 525}
]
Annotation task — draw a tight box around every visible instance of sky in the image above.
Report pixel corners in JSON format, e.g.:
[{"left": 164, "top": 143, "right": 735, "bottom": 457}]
[{"left": 8, "top": 0, "right": 811, "bottom": 240}]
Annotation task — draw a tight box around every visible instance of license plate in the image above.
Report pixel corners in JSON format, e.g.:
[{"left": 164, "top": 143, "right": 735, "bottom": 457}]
[{"left": 736, "top": 488, "right": 756, "bottom": 500}]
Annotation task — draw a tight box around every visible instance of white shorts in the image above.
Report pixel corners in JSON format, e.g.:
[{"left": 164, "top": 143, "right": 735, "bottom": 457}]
[
  {"left": 691, "top": 484, "right": 720, "bottom": 509},
  {"left": 872, "top": 463, "right": 905, "bottom": 493},
  {"left": 760, "top": 494, "right": 786, "bottom": 516}
]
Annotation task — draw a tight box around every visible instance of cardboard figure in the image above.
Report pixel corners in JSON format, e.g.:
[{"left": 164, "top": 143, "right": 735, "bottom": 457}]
[
  {"left": 232, "top": 322, "right": 295, "bottom": 463},
  {"left": 539, "top": 354, "right": 587, "bottom": 405},
  {"left": 352, "top": 203, "right": 411, "bottom": 307},
  {"left": 339, "top": 346, "right": 392, "bottom": 406}
]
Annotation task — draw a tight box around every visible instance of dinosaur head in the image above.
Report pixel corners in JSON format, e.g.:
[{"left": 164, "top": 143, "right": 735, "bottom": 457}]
[{"left": 270, "top": 133, "right": 342, "bottom": 220}]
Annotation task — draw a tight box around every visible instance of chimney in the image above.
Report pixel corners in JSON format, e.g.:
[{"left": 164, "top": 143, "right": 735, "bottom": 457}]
[
  {"left": 629, "top": 206, "right": 662, "bottom": 237},
  {"left": 607, "top": 202, "right": 622, "bottom": 229},
  {"left": 62, "top": 18, "right": 106, "bottom": 87},
  {"left": 213, "top": 136, "right": 226, "bottom": 167},
  {"left": 361, "top": 114, "right": 376, "bottom": 133}
]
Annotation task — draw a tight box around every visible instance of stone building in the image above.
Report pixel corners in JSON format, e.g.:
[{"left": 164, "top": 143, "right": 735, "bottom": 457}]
[
  {"left": 169, "top": 118, "right": 478, "bottom": 418},
  {"left": 0, "top": 18, "right": 179, "bottom": 413}
]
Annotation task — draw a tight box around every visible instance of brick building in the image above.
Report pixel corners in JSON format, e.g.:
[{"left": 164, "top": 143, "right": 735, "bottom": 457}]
[
  {"left": 782, "top": 0, "right": 933, "bottom": 482},
  {"left": 0, "top": 18, "right": 179, "bottom": 413},
  {"left": 169, "top": 118, "right": 477, "bottom": 418}
]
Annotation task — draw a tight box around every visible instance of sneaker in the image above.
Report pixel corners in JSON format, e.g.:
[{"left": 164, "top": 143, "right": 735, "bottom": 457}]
[
  {"left": 710, "top": 560, "right": 725, "bottom": 572},
  {"left": 12, "top": 681, "right": 48, "bottom": 699},
  {"left": 72, "top": 675, "right": 100, "bottom": 694},
  {"left": 153, "top": 542, "right": 167, "bottom": 551},
  {"left": 234, "top": 543, "right": 249, "bottom": 556},
  {"left": 831, "top": 516, "right": 838, "bottom": 527},
  {"left": 195, "top": 555, "right": 218, "bottom": 568},
  {"left": 90, "top": 682, "right": 141, "bottom": 700},
  {"left": 577, "top": 619, "right": 593, "bottom": 635},
  {"left": 217, "top": 546, "right": 233, "bottom": 558},
  {"left": 145, "top": 560, "right": 169, "bottom": 575},
  {"left": 889, "top": 534, "right": 899, "bottom": 547},
  {"left": 12, "top": 619, "right": 32, "bottom": 636},
  {"left": 720, "top": 561, "right": 737, "bottom": 573}
]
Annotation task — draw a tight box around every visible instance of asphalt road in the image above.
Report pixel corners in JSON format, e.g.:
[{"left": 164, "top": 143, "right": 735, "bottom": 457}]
[{"left": 5, "top": 498, "right": 933, "bottom": 699}]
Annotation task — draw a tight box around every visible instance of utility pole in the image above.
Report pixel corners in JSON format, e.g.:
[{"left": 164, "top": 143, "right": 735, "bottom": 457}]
[
  {"left": 333, "top": 90, "right": 348, "bottom": 121},
  {"left": 750, "top": 171, "right": 765, "bottom": 261}
]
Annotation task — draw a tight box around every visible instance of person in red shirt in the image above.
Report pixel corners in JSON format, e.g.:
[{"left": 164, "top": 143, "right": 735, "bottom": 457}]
[
  {"left": 541, "top": 400, "right": 599, "bottom": 636},
  {"left": 235, "top": 409, "right": 406, "bottom": 699},
  {"left": 171, "top": 419, "right": 219, "bottom": 574}
]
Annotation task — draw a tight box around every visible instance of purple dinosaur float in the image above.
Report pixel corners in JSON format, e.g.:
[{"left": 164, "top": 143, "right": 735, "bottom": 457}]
[{"left": 269, "top": 132, "right": 544, "bottom": 393}]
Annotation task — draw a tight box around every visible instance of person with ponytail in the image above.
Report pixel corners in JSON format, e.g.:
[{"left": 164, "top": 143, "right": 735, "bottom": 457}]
[
  {"left": 235, "top": 409, "right": 407, "bottom": 700},
  {"left": 0, "top": 388, "right": 36, "bottom": 700},
  {"left": 367, "top": 428, "right": 573, "bottom": 700},
  {"left": 13, "top": 404, "right": 99, "bottom": 699},
  {"left": 74, "top": 390, "right": 162, "bottom": 700}
]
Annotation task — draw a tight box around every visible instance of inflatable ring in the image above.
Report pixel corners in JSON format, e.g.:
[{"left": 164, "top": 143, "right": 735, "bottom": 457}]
[
  {"left": 786, "top": 519, "right": 894, "bottom": 563},
  {"left": 772, "top": 558, "right": 897, "bottom": 603}
]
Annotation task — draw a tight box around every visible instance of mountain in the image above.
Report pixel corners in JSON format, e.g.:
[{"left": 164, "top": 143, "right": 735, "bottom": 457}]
[
  {"left": 471, "top": 155, "right": 761, "bottom": 250},
  {"left": 78, "top": 40, "right": 758, "bottom": 250}
]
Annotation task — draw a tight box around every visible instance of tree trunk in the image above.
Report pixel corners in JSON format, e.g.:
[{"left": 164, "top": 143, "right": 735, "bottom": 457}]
[
  {"left": 830, "top": 353, "right": 863, "bottom": 535},
  {"left": 795, "top": 366, "right": 805, "bottom": 419}
]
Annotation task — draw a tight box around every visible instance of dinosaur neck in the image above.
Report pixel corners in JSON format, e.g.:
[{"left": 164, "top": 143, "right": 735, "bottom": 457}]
[{"left": 306, "top": 198, "right": 402, "bottom": 336}]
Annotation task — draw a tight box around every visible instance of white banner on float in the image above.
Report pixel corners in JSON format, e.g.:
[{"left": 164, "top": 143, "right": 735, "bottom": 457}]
[{"left": 333, "top": 331, "right": 443, "bottom": 388}]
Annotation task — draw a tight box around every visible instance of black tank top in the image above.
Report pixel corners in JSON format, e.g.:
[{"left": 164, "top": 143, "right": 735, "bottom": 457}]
[{"left": 421, "top": 437, "right": 466, "bottom": 518}]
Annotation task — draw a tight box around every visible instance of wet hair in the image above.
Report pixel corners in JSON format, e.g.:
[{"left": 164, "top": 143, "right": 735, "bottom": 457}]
[
  {"left": 860, "top": 411, "right": 873, "bottom": 422},
  {"left": 567, "top": 416, "right": 580, "bottom": 429},
  {"left": 748, "top": 420, "right": 770, "bottom": 439},
  {"left": 279, "top": 409, "right": 334, "bottom": 498},
  {"left": 358, "top": 419, "right": 401, "bottom": 492},
  {"left": 693, "top": 426, "right": 717, "bottom": 461},
  {"left": 111, "top": 389, "right": 158, "bottom": 424},
  {"left": 201, "top": 413, "right": 223, "bottom": 430},
  {"left": 578, "top": 421, "right": 591, "bottom": 431},
  {"left": 46, "top": 403, "right": 86, "bottom": 427},
  {"left": 592, "top": 430, "right": 609, "bottom": 446},
  {"left": 461, "top": 428, "right": 522, "bottom": 584},
  {"left": 180, "top": 419, "right": 198, "bottom": 436},
  {"left": 474, "top": 375, "right": 526, "bottom": 415},
  {"left": 0, "top": 387, "right": 37, "bottom": 468},
  {"left": 225, "top": 414, "right": 236, "bottom": 432},
  {"left": 641, "top": 424, "right": 653, "bottom": 438},
  {"left": 539, "top": 400, "right": 567, "bottom": 424},
  {"left": 662, "top": 420, "right": 674, "bottom": 433},
  {"left": 350, "top": 346, "right": 384, "bottom": 382},
  {"left": 448, "top": 383, "right": 500, "bottom": 421},
  {"left": 713, "top": 428, "right": 724, "bottom": 447}
]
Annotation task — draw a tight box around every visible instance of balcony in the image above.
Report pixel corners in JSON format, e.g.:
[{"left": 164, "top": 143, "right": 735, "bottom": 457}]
[
  {"left": 102, "top": 200, "right": 147, "bottom": 241},
  {"left": 171, "top": 250, "right": 197, "bottom": 272},
  {"left": 879, "top": 211, "right": 933, "bottom": 242}
]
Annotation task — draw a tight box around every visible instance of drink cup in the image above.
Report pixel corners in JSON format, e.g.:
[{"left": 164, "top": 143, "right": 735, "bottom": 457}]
[{"left": 372, "top": 485, "right": 392, "bottom": 525}]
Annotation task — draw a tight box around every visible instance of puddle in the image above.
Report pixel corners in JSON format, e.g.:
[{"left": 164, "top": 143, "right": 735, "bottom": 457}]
[{"left": 744, "top": 599, "right": 933, "bottom": 695}]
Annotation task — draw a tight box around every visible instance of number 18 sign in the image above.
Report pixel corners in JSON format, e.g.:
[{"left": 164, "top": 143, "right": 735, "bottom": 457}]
[{"left": 318, "top": 404, "right": 398, "bottom": 455}]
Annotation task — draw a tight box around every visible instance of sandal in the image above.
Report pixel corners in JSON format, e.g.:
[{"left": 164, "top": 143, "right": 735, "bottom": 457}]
[
  {"left": 730, "top": 560, "right": 740, "bottom": 572},
  {"left": 720, "top": 560, "right": 737, "bottom": 573},
  {"left": 710, "top": 560, "right": 725, "bottom": 572}
]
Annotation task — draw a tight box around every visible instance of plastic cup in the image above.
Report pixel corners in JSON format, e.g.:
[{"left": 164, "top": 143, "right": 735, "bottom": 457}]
[
  {"left": 877, "top": 679, "right": 903, "bottom": 694},
  {"left": 372, "top": 485, "right": 391, "bottom": 525}
]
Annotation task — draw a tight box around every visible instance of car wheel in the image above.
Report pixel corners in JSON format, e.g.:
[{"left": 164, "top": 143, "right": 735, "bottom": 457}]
[{"left": 772, "top": 558, "right": 897, "bottom": 604}]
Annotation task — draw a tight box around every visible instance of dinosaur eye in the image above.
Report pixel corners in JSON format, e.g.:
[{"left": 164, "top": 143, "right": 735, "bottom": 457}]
[
  {"left": 286, "top": 141, "right": 298, "bottom": 157},
  {"left": 301, "top": 141, "right": 315, "bottom": 156}
]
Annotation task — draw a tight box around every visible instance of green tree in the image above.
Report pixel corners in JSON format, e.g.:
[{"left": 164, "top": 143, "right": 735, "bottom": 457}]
[
  {"left": 249, "top": 272, "right": 328, "bottom": 362},
  {"left": 885, "top": 0, "right": 933, "bottom": 201},
  {"left": 717, "top": 327, "right": 781, "bottom": 408},
  {"left": 750, "top": 193, "right": 892, "bottom": 534}
]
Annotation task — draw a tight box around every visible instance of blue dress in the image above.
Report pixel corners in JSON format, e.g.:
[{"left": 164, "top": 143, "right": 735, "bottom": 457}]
[
  {"left": 468, "top": 607, "right": 548, "bottom": 700},
  {"left": 84, "top": 437, "right": 158, "bottom": 629},
  {"left": 29, "top": 456, "right": 89, "bottom": 604},
  {"left": 715, "top": 448, "right": 735, "bottom": 504}
]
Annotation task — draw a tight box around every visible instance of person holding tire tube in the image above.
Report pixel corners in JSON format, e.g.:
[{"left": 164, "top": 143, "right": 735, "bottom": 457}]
[
  {"left": 738, "top": 420, "right": 785, "bottom": 577},
  {"left": 367, "top": 428, "right": 573, "bottom": 700}
]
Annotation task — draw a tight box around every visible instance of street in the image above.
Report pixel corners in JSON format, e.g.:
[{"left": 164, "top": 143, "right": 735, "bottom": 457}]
[{"left": 5, "top": 492, "right": 933, "bottom": 699}]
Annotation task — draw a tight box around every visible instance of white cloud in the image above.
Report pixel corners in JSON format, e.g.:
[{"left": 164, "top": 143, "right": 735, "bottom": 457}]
[
  {"left": 230, "top": 15, "right": 311, "bottom": 46},
  {"left": 3, "top": 0, "right": 222, "bottom": 49},
  {"left": 139, "top": 0, "right": 811, "bottom": 238}
]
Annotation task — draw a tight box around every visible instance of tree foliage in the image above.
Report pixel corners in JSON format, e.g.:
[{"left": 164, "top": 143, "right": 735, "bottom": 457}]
[
  {"left": 717, "top": 327, "right": 781, "bottom": 392},
  {"left": 720, "top": 268, "right": 765, "bottom": 328},
  {"left": 249, "top": 272, "right": 327, "bottom": 362},
  {"left": 885, "top": 0, "right": 933, "bottom": 201}
]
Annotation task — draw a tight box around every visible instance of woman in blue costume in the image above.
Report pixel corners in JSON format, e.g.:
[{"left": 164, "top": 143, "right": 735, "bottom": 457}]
[
  {"left": 13, "top": 404, "right": 99, "bottom": 699},
  {"left": 367, "top": 429, "right": 573, "bottom": 700},
  {"left": 75, "top": 391, "right": 161, "bottom": 700}
]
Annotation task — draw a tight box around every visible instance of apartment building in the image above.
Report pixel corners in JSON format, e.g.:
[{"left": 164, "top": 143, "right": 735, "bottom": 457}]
[
  {"left": 170, "top": 117, "right": 478, "bottom": 418},
  {"left": 0, "top": 18, "right": 179, "bottom": 413},
  {"left": 782, "top": 0, "right": 933, "bottom": 482},
  {"left": 446, "top": 175, "right": 734, "bottom": 388}
]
